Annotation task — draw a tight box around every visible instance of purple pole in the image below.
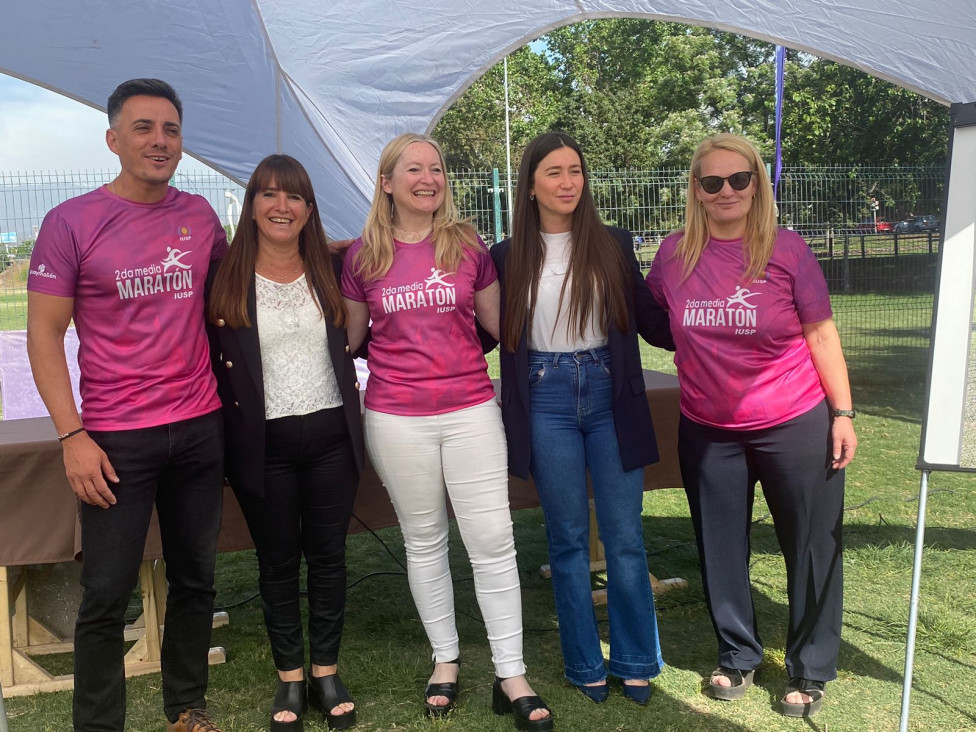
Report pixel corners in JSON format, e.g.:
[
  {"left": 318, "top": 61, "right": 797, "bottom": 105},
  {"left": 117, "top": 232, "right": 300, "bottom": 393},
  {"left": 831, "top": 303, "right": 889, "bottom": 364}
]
[{"left": 774, "top": 45, "right": 786, "bottom": 199}]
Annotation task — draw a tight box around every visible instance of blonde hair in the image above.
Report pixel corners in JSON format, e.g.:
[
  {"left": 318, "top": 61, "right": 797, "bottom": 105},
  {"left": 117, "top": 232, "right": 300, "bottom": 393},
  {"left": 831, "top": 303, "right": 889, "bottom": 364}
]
[
  {"left": 355, "top": 133, "right": 478, "bottom": 280},
  {"left": 675, "top": 133, "right": 777, "bottom": 283}
]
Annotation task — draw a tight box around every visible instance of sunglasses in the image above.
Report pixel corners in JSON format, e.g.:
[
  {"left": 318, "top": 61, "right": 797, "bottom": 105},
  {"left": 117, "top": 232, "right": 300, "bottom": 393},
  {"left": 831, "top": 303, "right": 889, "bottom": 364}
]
[{"left": 697, "top": 171, "right": 755, "bottom": 195}]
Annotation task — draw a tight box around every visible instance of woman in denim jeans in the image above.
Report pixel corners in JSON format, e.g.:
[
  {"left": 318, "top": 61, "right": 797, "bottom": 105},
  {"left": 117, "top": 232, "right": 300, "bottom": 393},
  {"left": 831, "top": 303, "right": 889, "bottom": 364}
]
[{"left": 490, "top": 132, "right": 674, "bottom": 705}]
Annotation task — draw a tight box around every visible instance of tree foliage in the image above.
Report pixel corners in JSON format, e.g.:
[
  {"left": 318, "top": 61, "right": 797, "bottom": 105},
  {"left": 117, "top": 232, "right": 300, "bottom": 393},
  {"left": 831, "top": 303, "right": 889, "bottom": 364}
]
[{"left": 433, "top": 18, "right": 949, "bottom": 171}]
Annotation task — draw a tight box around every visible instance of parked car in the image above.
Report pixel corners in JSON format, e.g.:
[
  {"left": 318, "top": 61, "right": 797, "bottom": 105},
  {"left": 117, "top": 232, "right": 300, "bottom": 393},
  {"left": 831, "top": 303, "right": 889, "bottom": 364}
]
[
  {"left": 895, "top": 215, "right": 939, "bottom": 233},
  {"left": 857, "top": 219, "right": 894, "bottom": 233}
]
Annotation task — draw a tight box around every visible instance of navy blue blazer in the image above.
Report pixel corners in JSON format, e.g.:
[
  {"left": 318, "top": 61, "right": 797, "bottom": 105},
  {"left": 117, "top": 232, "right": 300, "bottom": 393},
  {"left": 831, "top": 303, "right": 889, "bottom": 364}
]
[
  {"left": 205, "top": 256, "right": 365, "bottom": 497},
  {"left": 490, "top": 227, "right": 674, "bottom": 480}
]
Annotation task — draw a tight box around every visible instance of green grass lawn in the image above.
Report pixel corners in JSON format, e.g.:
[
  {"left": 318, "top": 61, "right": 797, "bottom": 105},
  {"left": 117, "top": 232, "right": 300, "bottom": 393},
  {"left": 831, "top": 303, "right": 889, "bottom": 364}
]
[
  {"left": 6, "top": 295, "right": 976, "bottom": 731},
  {"left": 0, "top": 290, "right": 27, "bottom": 331}
]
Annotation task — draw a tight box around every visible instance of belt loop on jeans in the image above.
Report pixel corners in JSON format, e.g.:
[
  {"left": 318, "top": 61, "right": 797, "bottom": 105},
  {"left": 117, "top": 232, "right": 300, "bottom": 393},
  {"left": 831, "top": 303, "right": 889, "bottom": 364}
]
[{"left": 550, "top": 352, "right": 561, "bottom": 369}]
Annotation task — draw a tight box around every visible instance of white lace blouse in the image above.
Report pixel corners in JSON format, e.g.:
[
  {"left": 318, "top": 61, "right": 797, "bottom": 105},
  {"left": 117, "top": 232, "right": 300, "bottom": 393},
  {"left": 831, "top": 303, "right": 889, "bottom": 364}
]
[{"left": 255, "top": 273, "right": 343, "bottom": 420}]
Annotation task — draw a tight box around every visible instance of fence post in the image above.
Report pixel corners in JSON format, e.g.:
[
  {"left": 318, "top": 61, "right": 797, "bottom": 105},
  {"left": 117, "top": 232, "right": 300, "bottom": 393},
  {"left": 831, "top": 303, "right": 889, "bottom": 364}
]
[
  {"left": 843, "top": 236, "right": 851, "bottom": 293},
  {"left": 492, "top": 168, "right": 503, "bottom": 244}
]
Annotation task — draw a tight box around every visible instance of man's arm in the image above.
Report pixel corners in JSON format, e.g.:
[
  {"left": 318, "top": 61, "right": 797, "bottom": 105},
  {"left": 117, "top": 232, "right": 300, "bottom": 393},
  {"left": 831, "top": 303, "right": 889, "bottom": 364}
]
[{"left": 27, "top": 291, "right": 118, "bottom": 507}]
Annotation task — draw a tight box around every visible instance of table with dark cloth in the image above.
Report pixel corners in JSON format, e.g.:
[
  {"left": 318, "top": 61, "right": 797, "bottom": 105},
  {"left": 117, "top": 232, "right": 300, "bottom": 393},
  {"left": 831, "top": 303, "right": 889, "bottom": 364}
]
[{"left": 0, "top": 370, "right": 680, "bottom": 695}]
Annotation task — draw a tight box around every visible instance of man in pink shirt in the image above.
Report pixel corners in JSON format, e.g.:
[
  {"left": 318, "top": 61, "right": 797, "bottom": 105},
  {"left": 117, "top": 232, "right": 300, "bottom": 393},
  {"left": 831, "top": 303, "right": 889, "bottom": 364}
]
[{"left": 27, "top": 79, "right": 227, "bottom": 732}]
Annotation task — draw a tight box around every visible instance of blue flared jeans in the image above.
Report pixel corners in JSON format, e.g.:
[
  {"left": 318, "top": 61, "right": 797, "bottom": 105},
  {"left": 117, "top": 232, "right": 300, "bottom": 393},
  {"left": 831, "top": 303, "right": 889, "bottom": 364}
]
[{"left": 527, "top": 347, "right": 664, "bottom": 684}]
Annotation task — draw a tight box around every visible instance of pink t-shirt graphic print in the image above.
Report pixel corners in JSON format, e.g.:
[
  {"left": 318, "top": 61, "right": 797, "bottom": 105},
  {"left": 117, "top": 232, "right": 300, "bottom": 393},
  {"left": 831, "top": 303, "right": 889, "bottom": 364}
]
[
  {"left": 647, "top": 229, "right": 832, "bottom": 430},
  {"left": 28, "top": 186, "right": 227, "bottom": 430},
  {"left": 341, "top": 235, "right": 497, "bottom": 416}
]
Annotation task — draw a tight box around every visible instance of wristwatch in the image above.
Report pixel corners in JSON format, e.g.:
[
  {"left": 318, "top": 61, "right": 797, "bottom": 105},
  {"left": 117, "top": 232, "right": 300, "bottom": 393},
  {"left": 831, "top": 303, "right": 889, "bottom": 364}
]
[{"left": 831, "top": 408, "right": 856, "bottom": 419}]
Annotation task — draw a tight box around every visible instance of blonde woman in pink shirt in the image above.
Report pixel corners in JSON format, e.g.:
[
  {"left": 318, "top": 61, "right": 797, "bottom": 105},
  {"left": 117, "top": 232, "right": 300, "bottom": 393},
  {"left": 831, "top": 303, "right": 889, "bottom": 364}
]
[
  {"left": 647, "top": 133, "right": 856, "bottom": 719},
  {"left": 341, "top": 133, "right": 552, "bottom": 731}
]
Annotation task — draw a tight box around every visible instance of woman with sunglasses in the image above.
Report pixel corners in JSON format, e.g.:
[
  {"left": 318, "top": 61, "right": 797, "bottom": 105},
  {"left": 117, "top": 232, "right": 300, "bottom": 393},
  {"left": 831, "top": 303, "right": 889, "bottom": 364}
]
[
  {"left": 647, "top": 133, "right": 856, "bottom": 718},
  {"left": 492, "top": 132, "right": 673, "bottom": 706}
]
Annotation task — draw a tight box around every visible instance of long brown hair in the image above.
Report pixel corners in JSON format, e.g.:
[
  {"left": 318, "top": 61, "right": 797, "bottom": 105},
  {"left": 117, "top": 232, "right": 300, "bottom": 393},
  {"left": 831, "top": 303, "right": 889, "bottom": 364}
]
[
  {"left": 208, "top": 154, "right": 346, "bottom": 329},
  {"left": 675, "top": 133, "right": 777, "bottom": 282},
  {"left": 354, "top": 133, "right": 479, "bottom": 281},
  {"left": 502, "top": 132, "right": 629, "bottom": 353}
]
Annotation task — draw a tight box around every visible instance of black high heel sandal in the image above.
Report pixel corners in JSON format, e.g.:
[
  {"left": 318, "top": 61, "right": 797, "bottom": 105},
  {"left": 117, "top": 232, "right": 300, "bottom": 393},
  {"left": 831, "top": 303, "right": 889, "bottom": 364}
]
[
  {"left": 308, "top": 669, "right": 356, "bottom": 730},
  {"left": 423, "top": 658, "right": 460, "bottom": 718},
  {"left": 270, "top": 678, "right": 308, "bottom": 732},
  {"left": 492, "top": 676, "right": 553, "bottom": 731}
]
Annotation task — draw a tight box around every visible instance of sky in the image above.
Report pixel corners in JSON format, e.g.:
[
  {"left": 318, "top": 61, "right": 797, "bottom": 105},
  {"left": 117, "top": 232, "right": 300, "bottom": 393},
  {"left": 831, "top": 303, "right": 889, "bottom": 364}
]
[{"left": 0, "top": 74, "right": 211, "bottom": 172}]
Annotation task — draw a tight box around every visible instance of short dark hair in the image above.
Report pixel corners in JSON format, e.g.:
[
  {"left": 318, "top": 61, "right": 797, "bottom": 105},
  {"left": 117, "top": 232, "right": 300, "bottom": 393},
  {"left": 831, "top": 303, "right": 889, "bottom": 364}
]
[{"left": 107, "top": 79, "right": 183, "bottom": 126}]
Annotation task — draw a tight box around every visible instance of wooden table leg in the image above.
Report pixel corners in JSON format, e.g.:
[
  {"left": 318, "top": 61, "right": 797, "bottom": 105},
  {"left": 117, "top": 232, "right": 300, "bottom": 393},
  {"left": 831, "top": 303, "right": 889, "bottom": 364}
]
[{"left": 1, "top": 560, "right": 229, "bottom": 697}]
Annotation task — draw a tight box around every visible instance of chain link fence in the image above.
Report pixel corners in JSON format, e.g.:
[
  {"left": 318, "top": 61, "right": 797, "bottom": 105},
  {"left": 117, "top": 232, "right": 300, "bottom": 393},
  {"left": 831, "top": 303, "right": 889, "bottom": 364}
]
[{"left": 1, "top": 166, "right": 945, "bottom": 354}]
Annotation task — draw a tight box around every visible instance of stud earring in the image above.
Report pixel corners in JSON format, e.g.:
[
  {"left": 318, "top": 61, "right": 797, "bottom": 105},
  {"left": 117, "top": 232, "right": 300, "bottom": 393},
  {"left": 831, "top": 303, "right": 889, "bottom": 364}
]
[{"left": 530, "top": 193, "right": 535, "bottom": 201}]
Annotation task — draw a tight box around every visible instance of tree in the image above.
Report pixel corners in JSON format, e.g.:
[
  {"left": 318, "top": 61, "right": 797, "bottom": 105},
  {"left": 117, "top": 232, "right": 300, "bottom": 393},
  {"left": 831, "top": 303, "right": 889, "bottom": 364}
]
[
  {"left": 433, "top": 18, "right": 949, "bottom": 172},
  {"left": 434, "top": 47, "right": 561, "bottom": 170},
  {"left": 781, "top": 57, "right": 949, "bottom": 166}
]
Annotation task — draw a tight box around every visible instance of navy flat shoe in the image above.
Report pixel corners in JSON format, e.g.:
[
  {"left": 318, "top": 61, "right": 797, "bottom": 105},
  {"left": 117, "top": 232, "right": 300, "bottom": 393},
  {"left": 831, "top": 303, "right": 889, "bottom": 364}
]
[
  {"left": 573, "top": 681, "right": 608, "bottom": 703},
  {"left": 621, "top": 681, "right": 651, "bottom": 706}
]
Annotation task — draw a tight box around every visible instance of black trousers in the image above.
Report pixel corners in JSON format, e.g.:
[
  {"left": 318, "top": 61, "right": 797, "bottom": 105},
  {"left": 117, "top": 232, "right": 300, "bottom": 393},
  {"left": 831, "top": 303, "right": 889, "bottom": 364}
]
[
  {"left": 678, "top": 400, "right": 844, "bottom": 682},
  {"left": 75, "top": 410, "right": 224, "bottom": 731},
  {"left": 234, "top": 407, "right": 359, "bottom": 671}
]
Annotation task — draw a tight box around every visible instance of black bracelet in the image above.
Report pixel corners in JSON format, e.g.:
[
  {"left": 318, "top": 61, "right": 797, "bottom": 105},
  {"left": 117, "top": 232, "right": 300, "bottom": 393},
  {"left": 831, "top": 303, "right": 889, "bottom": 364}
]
[
  {"left": 831, "top": 408, "right": 856, "bottom": 419},
  {"left": 57, "top": 427, "right": 86, "bottom": 442}
]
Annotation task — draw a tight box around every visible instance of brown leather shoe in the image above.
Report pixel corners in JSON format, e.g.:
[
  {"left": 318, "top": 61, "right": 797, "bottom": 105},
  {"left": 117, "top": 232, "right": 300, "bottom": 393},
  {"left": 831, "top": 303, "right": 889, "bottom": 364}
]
[{"left": 166, "top": 708, "right": 222, "bottom": 732}]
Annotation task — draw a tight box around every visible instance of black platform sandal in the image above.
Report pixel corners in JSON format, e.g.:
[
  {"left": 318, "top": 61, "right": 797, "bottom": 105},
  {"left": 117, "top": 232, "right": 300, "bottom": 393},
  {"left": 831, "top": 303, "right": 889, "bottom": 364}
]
[
  {"left": 492, "top": 676, "right": 553, "bottom": 732},
  {"left": 423, "top": 658, "right": 460, "bottom": 718},
  {"left": 708, "top": 666, "right": 755, "bottom": 701},
  {"left": 308, "top": 670, "right": 356, "bottom": 730},
  {"left": 781, "top": 677, "right": 825, "bottom": 718},
  {"left": 270, "top": 678, "right": 308, "bottom": 732}
]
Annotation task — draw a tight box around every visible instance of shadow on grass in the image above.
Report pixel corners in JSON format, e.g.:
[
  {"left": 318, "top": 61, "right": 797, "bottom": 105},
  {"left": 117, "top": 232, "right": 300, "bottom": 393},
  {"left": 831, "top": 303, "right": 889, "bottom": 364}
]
[
  {"left": 846, "top": 341, "right": 929, "bottom": 424},
  {"left": 639, "top": 510, "right": 976, "bottom": 726}
]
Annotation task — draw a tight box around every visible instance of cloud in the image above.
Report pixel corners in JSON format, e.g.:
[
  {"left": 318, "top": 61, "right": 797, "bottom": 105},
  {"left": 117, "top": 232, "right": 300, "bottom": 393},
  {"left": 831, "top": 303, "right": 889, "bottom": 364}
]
[{"left": 0, "top": 75, "right": 210, "bottom": 172}]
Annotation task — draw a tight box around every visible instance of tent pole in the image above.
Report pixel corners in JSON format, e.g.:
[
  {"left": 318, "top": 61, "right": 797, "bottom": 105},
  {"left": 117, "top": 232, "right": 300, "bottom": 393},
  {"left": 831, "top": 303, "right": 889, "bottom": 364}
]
[
  {"left": 0, "top": 678, "right": 8, "bottom": 732},
  {"left": 898, "top": 469, "right": 930, "bottom": 732}
]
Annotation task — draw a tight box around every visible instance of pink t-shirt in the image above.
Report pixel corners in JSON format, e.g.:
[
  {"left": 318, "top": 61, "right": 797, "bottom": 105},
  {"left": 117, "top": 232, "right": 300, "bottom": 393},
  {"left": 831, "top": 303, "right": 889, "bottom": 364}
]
[
  {"left": 340, "top": 234, "right": 497, "bottom": 416},
  {"left": 28, "top": 186, "right": 228, "bottom": 431},
  {"left": 647, "top": 228, "right": 832, "bottom": 430}
]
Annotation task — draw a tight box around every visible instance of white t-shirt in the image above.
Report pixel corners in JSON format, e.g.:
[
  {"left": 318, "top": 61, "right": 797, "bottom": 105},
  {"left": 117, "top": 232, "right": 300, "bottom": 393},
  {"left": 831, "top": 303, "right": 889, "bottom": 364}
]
[{"left": 528, "top": 231, "right": 607, "bottom": 352}]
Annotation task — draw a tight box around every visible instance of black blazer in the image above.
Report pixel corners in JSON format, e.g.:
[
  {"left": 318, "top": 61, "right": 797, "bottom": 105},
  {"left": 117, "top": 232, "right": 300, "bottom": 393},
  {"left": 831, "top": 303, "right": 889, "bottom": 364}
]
[
  {"left": 490, "top": 226, "right": 674, "bottom": 479},
  {"left": 206, "top": 256, "right": 365, "bottom": 497}
]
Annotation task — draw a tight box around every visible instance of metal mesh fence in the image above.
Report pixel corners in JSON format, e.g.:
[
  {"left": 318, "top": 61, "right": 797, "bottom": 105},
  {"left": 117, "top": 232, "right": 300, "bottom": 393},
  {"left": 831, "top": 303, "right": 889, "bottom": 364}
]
[{"left": 1, "top": 166, "right": 945, "bottom": 355}]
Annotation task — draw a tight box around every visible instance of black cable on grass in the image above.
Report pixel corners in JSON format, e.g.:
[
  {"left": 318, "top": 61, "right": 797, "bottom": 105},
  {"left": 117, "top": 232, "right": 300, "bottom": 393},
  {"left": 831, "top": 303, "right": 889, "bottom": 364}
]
[
  {"left": 751, "top": 493, "right": 914, "bottom": 526},
  {"left": 348, "top": 513, "right": 410, "bottom": 571},
  {"left": 215, "top": 591, "right": 260, "bottom": 611},
  {"left": 905, "top": 488, "right": 957, "bottom": 502}
]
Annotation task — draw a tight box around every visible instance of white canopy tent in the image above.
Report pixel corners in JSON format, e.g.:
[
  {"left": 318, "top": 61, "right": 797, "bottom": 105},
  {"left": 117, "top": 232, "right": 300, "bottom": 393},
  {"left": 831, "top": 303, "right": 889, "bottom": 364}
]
[
  {"left": 3, "top": 3, "right": 976, "bottom": 730},
  {"left": 0, "top": 0, "right": 974, "bottom": 237}
]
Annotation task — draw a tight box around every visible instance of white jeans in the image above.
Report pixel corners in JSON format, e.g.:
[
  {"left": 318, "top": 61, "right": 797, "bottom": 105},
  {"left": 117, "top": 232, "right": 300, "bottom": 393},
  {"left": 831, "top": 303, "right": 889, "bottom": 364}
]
[{"left": 365, "top": 399, "right": 526, "bottom": 678}]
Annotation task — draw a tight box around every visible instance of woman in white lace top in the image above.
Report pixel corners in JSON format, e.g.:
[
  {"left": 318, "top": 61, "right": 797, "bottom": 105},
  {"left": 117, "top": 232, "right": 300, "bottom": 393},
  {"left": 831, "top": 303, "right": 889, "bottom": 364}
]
[{"left": 207, "top": 155, "right": 363, "bottom": 731}]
